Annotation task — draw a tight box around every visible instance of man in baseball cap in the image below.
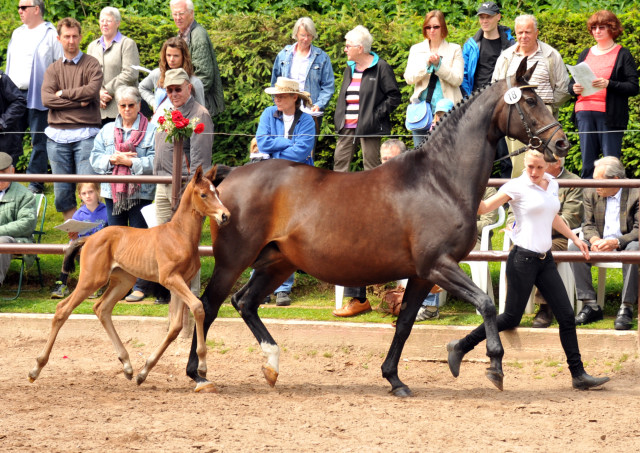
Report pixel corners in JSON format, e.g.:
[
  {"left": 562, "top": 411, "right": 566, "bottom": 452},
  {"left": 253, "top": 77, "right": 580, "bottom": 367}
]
[{"left": 0, "top": 151, "right": 37, "bottom": 285}]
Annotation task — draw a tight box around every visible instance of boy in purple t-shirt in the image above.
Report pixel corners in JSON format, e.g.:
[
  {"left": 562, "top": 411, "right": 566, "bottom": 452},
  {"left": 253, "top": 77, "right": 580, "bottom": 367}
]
[{"left": 51, "top": 183, "right": 108, "bottom": 298}]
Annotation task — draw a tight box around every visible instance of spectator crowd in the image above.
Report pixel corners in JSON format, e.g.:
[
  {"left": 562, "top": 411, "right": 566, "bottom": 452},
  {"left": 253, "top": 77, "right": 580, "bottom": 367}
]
[{"left": 0, "top": 1, "right": 638, "bottom": 340}]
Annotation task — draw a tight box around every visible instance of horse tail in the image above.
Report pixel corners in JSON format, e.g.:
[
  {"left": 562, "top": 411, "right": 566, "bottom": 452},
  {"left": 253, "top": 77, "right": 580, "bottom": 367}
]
[{"left": 63, "top": 238, "right": 88, "bottom": 274}]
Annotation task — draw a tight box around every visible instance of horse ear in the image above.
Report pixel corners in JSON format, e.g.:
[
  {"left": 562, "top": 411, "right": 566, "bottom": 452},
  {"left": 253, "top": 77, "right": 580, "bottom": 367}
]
[
  {"left": 515, "top": 57, "right": 538, "bottom": 85},
  {"left": 193, "top": 165, "right": 203, "bottom": 182},
  {"left": 205, "top": 164, "right": 218, "bottom": 182}
]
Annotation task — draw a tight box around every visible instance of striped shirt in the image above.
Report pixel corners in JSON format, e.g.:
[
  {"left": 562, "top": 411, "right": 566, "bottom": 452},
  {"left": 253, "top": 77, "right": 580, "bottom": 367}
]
[
  {"left": 344, "top": 70, "right": 363, "bottom": 129},
  {"left": 507, "top": 44, "right": 554, "bottom": 104}
]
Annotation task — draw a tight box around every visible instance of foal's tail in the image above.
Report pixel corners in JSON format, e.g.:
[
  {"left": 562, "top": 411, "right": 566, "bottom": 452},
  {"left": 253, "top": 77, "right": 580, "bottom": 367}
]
[
  {"left": 62, "top": 238, "right": 88, "bottom": 274},
  {"left": 211, "top": 164, "right": 234, "bottom": 186}
]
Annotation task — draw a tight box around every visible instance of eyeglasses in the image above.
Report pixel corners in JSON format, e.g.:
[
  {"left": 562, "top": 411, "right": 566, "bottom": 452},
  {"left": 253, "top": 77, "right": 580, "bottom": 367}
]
[
  {"left": 591, "top": 24, "right": 609, "bottom": 31},
  {"left": 344, "top": 44, "right": 361, "bottom": 49},
  {"left": 99, "top": 18, "right": 115, "bottom": 24},
  {"left": 171, "top": 11, "right": 188, "bottom": 18},
  {"left": 424, "top": 25, "right": 441, "bottom": 31},
  {"left": 18, "top": 5, "right": 36, "bottom": 11},
  {"left": 166, "top": 86, "right": 184, "bottom": 94},
  {"left": 118, "top": 103, "right": 136, "bottom": 109}
]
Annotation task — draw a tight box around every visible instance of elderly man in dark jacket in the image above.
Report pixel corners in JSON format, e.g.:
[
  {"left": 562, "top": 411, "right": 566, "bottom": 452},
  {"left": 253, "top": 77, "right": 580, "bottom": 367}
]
[{"left": 0, "top": 70, "right": 27, "bottom": 167}]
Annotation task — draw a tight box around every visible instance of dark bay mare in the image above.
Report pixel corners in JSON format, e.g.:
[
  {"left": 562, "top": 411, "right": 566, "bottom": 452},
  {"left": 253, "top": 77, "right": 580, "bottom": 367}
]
[{"left": 187, "top": 59, "right": 570, "bottom": 396}]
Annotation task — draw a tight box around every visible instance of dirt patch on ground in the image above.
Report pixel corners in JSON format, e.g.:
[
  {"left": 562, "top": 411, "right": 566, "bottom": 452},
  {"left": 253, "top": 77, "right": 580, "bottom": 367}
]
[{"left": 1, "top": 315, "right": 639, "bottom": 452}]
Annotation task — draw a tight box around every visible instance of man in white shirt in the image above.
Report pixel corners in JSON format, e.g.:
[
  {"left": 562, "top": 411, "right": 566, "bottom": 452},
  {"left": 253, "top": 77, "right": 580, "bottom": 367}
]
[
  {"left": 5, "top": 0, "right": 63, "bottom": 194},
  {"left": 570, "top": 156, "right": 639, "bottom": 330}
]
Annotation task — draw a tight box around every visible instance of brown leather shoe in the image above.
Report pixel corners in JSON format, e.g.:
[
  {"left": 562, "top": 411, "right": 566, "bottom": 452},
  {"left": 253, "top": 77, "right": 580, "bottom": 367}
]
[
  {"left": 532, "top": 303, "right": 554, "bottom": 328},
  {"left": 333, "top": 298, "right": 372, "bottom": 317}
]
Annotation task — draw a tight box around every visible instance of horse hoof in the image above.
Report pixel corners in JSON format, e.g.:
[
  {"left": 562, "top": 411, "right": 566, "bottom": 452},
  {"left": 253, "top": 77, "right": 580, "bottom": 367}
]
[
  {"left": 135, "top": 374, "right": 146, "bottom": 386},
  {"left": 194, "top": 381, "right": 217, "bottom": 393},
  {"left": 262, "top": 364, "right": 278, "bottom": 388},
  {"left": 391, "top": 386, "right": 413, "bottom": 398},
  {"left": 124, "top": 372, "right": 133, "bottom": 381},
  {"left": 486, "top": 368, "right": 504, "bottom": 391},
  {"left": 28, "top": 376, "right": 36, "bottom": 383}
]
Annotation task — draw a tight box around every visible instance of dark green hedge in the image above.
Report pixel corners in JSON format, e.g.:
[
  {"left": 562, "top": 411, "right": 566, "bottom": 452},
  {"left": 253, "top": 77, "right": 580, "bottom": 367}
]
[{"left": 2, "top": 8, "right": 639, "bottom": 175}]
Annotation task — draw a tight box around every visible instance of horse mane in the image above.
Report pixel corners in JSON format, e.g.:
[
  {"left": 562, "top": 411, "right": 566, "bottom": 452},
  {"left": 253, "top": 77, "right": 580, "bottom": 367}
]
[{"left": 415, "top": 82, "right": 497, "bottom": 151}]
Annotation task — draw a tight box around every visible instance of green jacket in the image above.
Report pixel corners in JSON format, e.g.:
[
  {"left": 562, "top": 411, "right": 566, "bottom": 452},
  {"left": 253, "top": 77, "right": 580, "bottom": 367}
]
[
  {"left": 0, "top": 182, "right": 36, "bottom": 242},
  {"left": 185, "top": 21, "right": 225, "bottom": 118}
]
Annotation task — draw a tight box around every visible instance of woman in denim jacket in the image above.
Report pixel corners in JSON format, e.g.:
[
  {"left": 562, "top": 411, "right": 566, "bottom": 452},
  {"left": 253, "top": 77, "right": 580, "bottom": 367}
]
[{"left": 271, "top": 17, "right": 335, "bottom": 133}]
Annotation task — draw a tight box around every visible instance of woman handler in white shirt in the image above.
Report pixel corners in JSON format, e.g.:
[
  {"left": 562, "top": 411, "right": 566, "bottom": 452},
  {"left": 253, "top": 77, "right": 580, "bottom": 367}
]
[{"left": 447, "top": 149, "right": 610, "bottom": 390}]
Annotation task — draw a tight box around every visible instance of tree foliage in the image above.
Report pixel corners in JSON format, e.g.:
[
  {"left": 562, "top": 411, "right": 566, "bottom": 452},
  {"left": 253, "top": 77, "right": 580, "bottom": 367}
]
[{"left": 1, "top": 2, "right": 639, "bottom": 174}]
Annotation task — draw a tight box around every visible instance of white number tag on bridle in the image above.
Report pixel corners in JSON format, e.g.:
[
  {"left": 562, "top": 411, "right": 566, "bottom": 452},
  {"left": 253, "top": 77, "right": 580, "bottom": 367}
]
[{"left": 504, "top": 87, "right": 522, "bottom": 104}]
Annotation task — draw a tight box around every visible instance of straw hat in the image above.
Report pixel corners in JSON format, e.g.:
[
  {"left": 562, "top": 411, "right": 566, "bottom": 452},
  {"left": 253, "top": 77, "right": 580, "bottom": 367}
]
[{"left": 265, "top": 77, "right": 312, "bottom": 107}]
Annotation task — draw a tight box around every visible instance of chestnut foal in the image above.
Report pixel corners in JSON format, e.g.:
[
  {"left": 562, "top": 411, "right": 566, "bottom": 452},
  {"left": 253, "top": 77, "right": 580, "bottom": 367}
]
[{"left": 28, "top": 165, "right": 229, "bottom": 392}]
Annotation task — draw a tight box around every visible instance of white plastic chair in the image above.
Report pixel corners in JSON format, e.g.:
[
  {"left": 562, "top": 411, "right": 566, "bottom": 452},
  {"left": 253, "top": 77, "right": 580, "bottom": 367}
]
[{"left": 498, "top": 228, "right": 580, "bottom": 314}]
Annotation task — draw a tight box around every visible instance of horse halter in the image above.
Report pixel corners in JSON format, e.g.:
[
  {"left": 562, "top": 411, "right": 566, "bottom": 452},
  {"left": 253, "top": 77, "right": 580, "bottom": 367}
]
[{"left": 502, "top": 76, "right": 563, "bottom": 160}]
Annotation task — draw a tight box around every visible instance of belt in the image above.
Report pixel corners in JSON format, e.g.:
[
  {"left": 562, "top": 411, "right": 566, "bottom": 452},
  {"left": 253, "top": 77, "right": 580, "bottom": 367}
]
[{"left": 513, "top": 245, "right": 549, "bottom": 260}]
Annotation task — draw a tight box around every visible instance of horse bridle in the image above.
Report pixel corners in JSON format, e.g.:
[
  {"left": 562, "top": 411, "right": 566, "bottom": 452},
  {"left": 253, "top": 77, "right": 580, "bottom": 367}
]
[{"left": 497, "top": 77, "right": 563, "bottom": 162}]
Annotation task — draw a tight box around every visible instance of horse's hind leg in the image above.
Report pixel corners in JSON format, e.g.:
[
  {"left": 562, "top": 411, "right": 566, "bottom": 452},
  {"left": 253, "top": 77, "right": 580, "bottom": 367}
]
[
  {"left": 92, "top": 271, "right": 136, "bottom": 380},
  {"left": 186, "top": 266, "right": 243, "bottom": 387},
  {"left": 433, "top": 259, "right": 504, "bottom": 390},
  {"left": 137, "top": 279, "right": 215, "bottom": 392},
  {"left": 381, "top": 278, "right": 431, "bottom": 397},
  {"left": 29, "top": 285, "right": 96, "bottom": 382}
]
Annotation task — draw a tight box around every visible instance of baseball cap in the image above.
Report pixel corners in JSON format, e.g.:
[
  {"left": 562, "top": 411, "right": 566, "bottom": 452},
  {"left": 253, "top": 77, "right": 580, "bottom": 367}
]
[{"left": 477, "top": 2, "right": 500, "bottom": 16}]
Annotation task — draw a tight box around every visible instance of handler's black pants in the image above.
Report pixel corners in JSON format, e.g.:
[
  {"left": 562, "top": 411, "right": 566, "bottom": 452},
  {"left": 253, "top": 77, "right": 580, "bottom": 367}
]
[{"left": 458, "top": 245, "right": 585, "bottom": 377}]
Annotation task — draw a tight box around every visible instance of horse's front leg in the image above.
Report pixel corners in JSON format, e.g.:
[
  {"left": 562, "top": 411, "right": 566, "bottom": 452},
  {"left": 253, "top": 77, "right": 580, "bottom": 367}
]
[
  {"left": 381, "top": 278, "right": 431, "bottom": 397},
  {"left": 232, "top": 265, "right": 294, "bottom": 387},
  {"left": 434, "top": 259, "right": 504, "bottom": 390}
]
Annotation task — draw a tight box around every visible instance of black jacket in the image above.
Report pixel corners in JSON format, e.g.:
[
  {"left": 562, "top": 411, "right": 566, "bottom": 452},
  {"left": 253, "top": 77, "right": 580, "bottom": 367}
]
[
  {"left": 569, "top": 46, "right": 639, "bottom": 129},
  {"left": 0, "top": 70, "right": 27, "bottom": 165},
  {"left": 334, "top": 55, "right": 401, "bottom": 136}
]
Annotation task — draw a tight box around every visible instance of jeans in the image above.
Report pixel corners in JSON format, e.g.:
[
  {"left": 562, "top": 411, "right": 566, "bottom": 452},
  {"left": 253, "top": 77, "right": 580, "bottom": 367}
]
[
  {"left": 46, "top": 138, "right": 95, "bottom": 212},
  {"left": 104, "top": 198, "right": 154, "bottom": 294},
  {"left": 275, "top": 273, "right": 294, "bottom": 294},
  {"left": 412, "top": 127, "right": 430, "bottom": 149},
  {"left": 576, "top": 110, "right": 624, "bottom": 179},
  {"left": 26, "top": 109, "right": 50, "bottom": 192},
  {"left": 459, "top": 246, "right": 585, "bottom": 377}
]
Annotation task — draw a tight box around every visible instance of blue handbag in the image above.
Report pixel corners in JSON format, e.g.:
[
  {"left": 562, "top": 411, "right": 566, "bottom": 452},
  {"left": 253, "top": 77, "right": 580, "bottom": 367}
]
[
  {"left": 405, "top": 73, "right": 438, "bottom": 132},
  {"left": 405, "top": 100, "right": 433, "bottom": 131}
]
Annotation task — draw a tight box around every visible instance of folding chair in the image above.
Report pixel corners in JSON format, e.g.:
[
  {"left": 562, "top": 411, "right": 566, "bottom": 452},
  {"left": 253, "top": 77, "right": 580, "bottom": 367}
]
[{"left": 3, "top": 193, "right": 47, "bottom": 300}]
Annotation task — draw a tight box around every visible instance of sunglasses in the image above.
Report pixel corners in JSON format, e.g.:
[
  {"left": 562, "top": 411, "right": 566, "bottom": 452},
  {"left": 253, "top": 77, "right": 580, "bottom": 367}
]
[
  {"left": 424, "top": 25, "right": 441, "bottom": 31},
  {"left": 591, "top": 25, "right": 609, "bottom": 31},
  {"left": 118, "top": 103, "right": 136, "bottom": 109},
  {"left": 18, "top": 5, "right": 36, "bottom": 11},
  {"left": 166, "top": 86, "right": 184, "bottom": 94}
]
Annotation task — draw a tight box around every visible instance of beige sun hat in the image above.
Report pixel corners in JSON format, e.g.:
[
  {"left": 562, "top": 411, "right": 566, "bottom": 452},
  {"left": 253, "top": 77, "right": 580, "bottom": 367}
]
[{"left": 265, "top": 77, "right": 312, "bottom": 107}]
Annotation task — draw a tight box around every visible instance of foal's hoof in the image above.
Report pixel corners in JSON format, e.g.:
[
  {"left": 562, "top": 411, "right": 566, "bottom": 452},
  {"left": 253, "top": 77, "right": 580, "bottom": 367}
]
[
  {"left": 135, "top": 374, "right": 147, "bottom": 386},
  {"left": 391, "top": 385, "right": 413, "bottom": 398},
  {"left": 262, "top": 364, "right": 278, "bottom": 388},
  {"left": 194, "top": 380, "right": 217, "bottom": 393},
  {"left": 28, "top": 376, "right": 36, "bottom": 383},
  {"left": 123, "top": 370, "right": 133, "bottom": 381},
  {"left": 486, "top": 368, "right": 504, "bottom": 391}
]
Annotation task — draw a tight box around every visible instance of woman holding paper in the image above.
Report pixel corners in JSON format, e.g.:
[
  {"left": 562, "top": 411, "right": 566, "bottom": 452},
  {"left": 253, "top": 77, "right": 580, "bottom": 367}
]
[{"left": 568, "top": 10, "right": 639, "bottom": 179}]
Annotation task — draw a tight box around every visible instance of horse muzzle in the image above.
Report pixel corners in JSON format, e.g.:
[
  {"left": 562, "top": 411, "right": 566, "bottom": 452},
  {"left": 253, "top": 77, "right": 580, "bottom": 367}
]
[{"left": 213, "top": 211, "right": 230, "bottom": 226}]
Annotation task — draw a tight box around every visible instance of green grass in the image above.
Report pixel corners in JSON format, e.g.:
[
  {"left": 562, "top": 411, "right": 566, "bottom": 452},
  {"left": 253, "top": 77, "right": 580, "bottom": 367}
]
[{"left": 0, "top": 183, "right": 635, "bottom": 331}]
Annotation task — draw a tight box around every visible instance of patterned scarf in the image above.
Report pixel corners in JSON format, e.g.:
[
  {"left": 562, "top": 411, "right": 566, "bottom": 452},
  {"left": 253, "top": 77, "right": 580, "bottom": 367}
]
[{"left": 111, "top": 113, "right": 149, "bottom": 215}]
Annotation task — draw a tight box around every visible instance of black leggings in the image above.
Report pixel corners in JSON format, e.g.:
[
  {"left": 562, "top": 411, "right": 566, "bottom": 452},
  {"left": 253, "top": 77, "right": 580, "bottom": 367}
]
[{"left": 459, "top": 246, "right": 585, "bottom": 377}]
